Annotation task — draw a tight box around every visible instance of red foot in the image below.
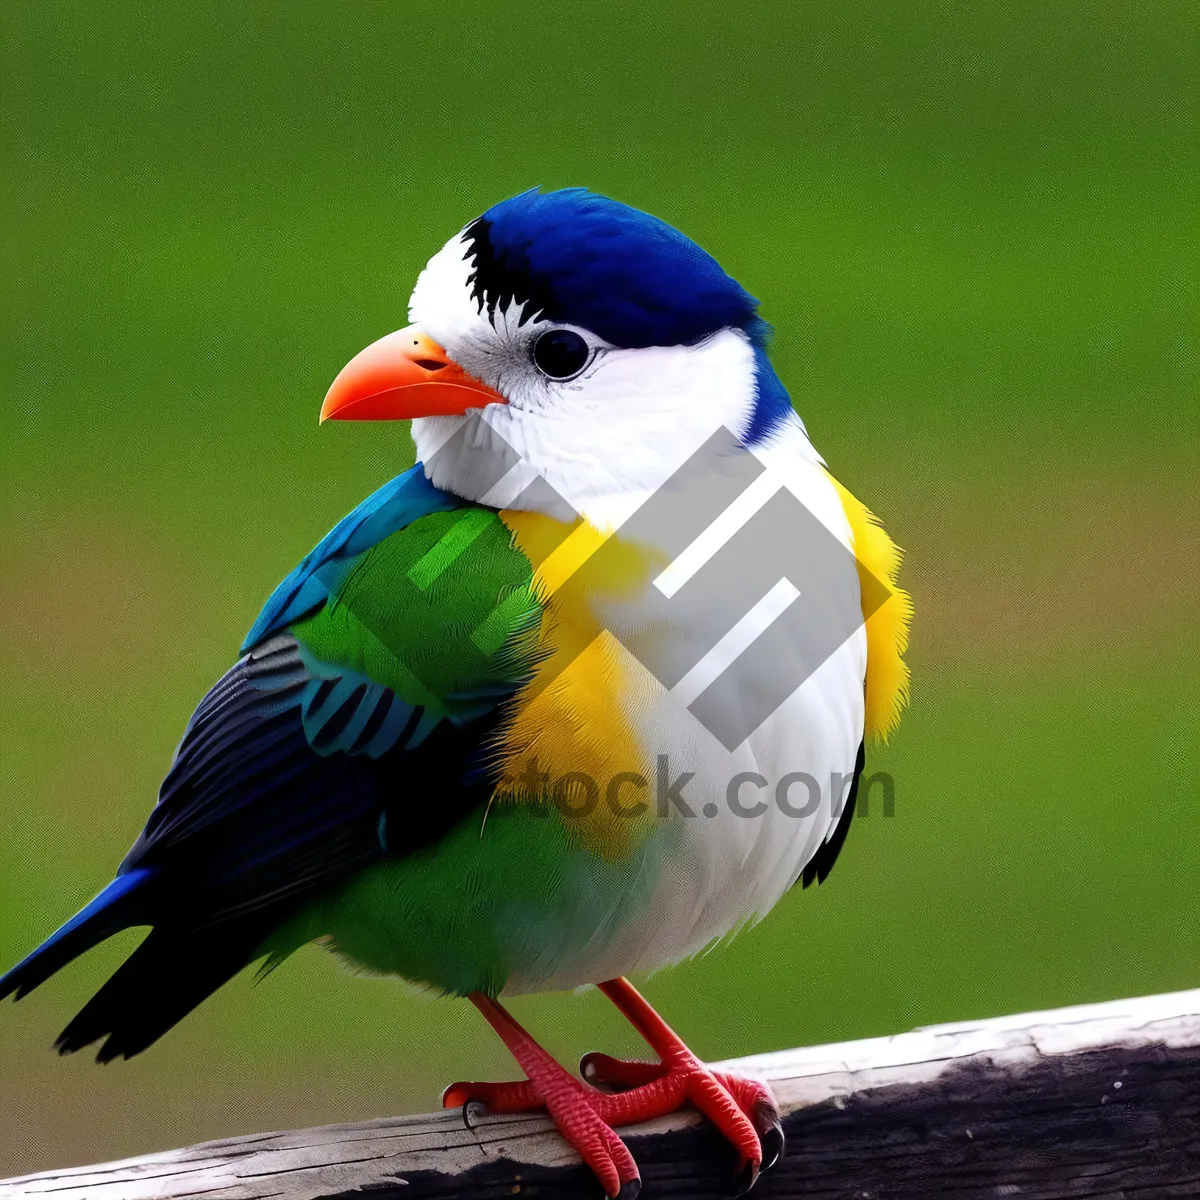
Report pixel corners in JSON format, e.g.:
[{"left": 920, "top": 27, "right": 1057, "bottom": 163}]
[
  {"left": 442, "top": 1077, "right": 541, "bottom": 1114},
  {"left": 448, "top": 981, "right": 776, "bottom": 1197},
  {"left": 580, "top": 1053, "right": 784, "bottom": 1172},
  {"left": 443, "top": 1074, "right": 640, "bottom": 1197},
  {"left": 448, "top": 996, "right": 641, "bottom": 1198},
  {"left": 595, "top": 977, "right": 774, "bottom": 1187},
  {"left": 446, "top": 1052, "right": 769, "bottom": 1194}
]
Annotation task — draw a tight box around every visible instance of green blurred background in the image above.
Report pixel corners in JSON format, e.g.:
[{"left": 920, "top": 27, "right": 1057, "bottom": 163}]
[{"left": 1, "top": 0, "right": 1196, "bottom": 1177}]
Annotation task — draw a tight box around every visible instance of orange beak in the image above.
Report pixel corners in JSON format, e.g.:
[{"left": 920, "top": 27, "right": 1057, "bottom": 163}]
[{"left": 320, "top": 325, "right": 506, "bottom": 422}]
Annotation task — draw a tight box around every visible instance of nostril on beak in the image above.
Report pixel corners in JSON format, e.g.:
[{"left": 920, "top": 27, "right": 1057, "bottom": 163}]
[{"left": 413, "top": 359, "right": 447, "bottom": 372}]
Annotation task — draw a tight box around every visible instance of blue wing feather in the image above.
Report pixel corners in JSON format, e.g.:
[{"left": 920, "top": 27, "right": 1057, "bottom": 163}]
[
  {"left": 0, "top": 869, "right": 155, "bottom": 1001},
  {"left": 242, "top": 466, "right": 463, "bottom": 652}
]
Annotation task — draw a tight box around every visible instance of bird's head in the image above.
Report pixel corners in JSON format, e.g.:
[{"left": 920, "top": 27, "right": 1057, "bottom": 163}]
[{"left": 322, "top": 188, "right": 806, "bottom": 524}]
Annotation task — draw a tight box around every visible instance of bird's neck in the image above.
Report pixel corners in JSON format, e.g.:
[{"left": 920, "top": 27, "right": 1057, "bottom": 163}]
[{"left": 411, "top": 332, "right": 820, "bottom": 530}]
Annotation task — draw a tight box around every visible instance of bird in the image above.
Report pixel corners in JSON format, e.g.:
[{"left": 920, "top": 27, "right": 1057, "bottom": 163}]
[{"left": 1, "top": 187, "right": 911, "bottom": 1198}]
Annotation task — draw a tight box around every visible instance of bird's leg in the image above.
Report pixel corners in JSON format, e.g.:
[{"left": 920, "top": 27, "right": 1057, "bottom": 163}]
[
  {"left": 586, "top": 977, "right": 783, "bottom": 1179},
  {"left": 444, "top": 981, "right": 776, "bottom": 1196},
  {"left": 445, "top": 992, "right": 641, "bottom": 1199}
]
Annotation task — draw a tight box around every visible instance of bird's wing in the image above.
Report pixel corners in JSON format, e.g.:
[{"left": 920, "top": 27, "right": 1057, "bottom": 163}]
[
  {"left": 0, "top": 465, "right": 548, "bottom": 1057},
  {"left": 120, "top": 463, "right": 545, "bottom": 925}
]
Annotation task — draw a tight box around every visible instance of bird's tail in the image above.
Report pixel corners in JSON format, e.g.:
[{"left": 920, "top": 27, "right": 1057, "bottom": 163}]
[
  {"left": 0, "top": 868, "right": 156, "bottom": 1002},
  {"left": 53, "top": 921, "right": 268, "bottom": 1062}
]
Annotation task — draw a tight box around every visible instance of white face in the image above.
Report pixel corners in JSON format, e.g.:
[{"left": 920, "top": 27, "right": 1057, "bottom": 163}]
[{"left": 405, "top": 230, "right": 791, "bottom": 527}]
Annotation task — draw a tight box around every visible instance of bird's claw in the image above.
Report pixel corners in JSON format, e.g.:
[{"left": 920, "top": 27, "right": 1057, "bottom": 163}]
[
  {"left": 444, "top": 1073, "right": 640, "bottom": 1198},
  {"left": 445, "top": 1060, "right": 767, "bottom": 1197},
  {"left": 579, "top": 1052, "right": 783, "bottom": 1183},
  {"left": 443, "top": 1078, "right": 541, "bottom": 1116},
  {"left": 756, "top": 1100, "right": 785, "bottom": 1172},
  {"left": 733, "top": 1156, "right": 760, "bottom": 1196}
]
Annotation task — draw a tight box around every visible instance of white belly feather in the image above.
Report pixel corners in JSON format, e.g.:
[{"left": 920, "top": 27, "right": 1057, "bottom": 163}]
[{"left": 522, "top": 438, "right": 866, "bottom": 988}]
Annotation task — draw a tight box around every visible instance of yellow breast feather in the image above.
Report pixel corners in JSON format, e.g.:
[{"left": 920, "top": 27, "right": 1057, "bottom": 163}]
[{"left": 493, "top": 511, "right": 658, "bottom": 859}]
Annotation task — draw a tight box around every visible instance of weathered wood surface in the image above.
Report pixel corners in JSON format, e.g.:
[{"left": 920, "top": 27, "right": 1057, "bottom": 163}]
[{"left": 3, "top": 988, "right": 1198, "bottom": 1199}]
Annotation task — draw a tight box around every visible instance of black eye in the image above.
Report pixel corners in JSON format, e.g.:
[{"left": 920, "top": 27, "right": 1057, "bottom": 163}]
[{"left": 532, "top": 329, "right": 591, "bottom": 380}]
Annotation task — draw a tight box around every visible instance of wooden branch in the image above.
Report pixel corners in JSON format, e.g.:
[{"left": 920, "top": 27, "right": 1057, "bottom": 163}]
[{"left": 3, "top": 989, "right": 1198, "bottom": 1199}]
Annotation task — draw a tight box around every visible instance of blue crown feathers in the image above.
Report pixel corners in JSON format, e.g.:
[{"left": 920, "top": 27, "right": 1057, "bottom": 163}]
[{"left": 463, "top": 189, "right": 761, "bottom": 350}]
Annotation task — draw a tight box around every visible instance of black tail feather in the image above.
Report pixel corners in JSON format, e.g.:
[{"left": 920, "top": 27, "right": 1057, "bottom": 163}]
[{"left": 55, "top": 922, "right": 268, "bottom": 1062}]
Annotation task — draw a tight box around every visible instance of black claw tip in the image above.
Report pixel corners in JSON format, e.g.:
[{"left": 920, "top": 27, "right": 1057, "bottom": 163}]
[
  {"left": 732, "top": 1159, "right": 760, "bottom": 1196},
  {"left": 614, "top": 1181, "right": 641, "bottom": 1200},
  {"left": 760, "top": 1119, "right": 785, "bottom": 1171}
]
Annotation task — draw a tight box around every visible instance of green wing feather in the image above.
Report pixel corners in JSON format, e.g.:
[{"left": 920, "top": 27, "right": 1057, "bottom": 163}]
[{"left": 288, "top": 505, "right": 544, "bottom": 749}]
